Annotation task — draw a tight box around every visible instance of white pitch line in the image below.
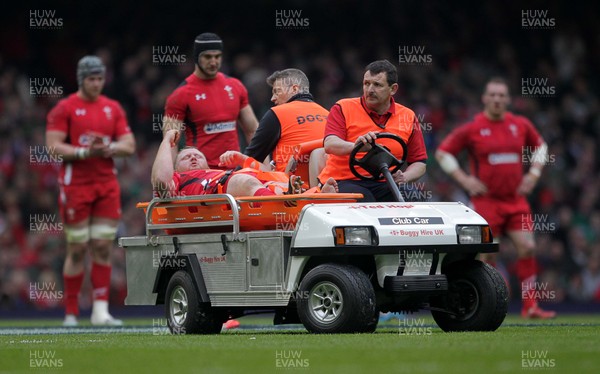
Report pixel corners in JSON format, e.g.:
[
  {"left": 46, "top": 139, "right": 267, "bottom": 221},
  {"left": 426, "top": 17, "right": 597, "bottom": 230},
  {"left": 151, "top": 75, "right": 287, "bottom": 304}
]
[
  {"left": 0, "top": 324, "right": 307, "bottom": 336},
  {"left": 0, "top": 326, "right": 160, "bottom": 335}
]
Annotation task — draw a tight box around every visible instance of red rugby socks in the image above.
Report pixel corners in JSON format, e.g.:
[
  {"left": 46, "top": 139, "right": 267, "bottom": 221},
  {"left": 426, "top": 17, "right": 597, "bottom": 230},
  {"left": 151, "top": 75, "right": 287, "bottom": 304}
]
[
  {"left": 517, "top": 256, "right": 538, "bottom": 310},
  {"left": 63, "top": 272, "right": 84, "bottom": 316},
  {"left": 91, "top": 262, "right": 111, "bottom": 301}
]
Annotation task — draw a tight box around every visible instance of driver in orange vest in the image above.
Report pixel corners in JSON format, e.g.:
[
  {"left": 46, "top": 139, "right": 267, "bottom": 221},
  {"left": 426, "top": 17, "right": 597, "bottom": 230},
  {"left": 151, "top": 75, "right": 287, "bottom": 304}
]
[{"left": 319, "top": 60, "right": 427, "bottom": 202}]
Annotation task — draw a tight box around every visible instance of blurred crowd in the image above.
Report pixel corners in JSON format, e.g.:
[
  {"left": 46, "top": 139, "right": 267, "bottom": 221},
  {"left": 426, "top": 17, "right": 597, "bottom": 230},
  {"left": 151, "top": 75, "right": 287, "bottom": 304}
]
[{"left": 1, "top": 0, "right": 598, "bottom": 312}]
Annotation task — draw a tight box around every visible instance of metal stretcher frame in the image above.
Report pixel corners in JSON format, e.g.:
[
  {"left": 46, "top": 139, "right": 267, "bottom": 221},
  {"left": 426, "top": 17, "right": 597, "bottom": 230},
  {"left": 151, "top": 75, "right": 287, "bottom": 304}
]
[{"left": 138, "top": 193, "right": 363, "bottom": 238}]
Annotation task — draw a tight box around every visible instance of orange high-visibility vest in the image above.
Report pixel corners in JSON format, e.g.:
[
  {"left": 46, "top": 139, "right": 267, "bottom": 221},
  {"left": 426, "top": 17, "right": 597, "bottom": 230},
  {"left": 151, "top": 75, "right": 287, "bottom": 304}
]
[
  {"left": 270, "top": 101, "right": 328, "bottom": 175},
  {"left": 319, "top": 98, "right": 416, "bottom": 181}
]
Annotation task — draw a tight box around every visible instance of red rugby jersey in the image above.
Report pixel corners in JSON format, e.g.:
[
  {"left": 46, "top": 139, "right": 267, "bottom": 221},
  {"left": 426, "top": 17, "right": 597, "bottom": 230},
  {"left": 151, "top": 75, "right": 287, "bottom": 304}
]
[
  {"left": 172, "top": 169, "right": 225, "bottom": 195},
  {"left": 438, "top": 112, "right": 544, "bottom": 200},
  {"left": 165, "top": 72, "right": 249, "bottom": 168},
  {"left": 46, "top": 93, "right": 131, "bottom": 185}
]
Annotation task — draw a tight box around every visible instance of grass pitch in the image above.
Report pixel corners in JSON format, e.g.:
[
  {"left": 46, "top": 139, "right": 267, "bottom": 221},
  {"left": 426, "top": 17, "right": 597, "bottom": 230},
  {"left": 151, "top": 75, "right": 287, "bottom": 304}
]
[{"left": 0, "top": 314, "right": 598, "bottom": 373}]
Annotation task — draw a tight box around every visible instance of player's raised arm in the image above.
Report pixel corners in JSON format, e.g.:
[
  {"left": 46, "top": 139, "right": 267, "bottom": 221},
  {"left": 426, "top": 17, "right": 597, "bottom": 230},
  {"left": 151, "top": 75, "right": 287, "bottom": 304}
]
[
  {"left": 161, "top": 115, "right": 185, "bottom": 135},
  {"left": 152, "top": 130, "right": 179, "bottom": 195}
]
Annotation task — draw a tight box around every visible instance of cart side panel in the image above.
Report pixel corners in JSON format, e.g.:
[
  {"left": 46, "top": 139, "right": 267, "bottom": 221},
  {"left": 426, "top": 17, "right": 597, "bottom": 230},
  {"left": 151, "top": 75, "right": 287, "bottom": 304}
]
[
  {"left": 122, "top": 238, "right": 159, "bottom": 305},
  {"left": 186, "top": 240, "right": 247, "bottom": 293}
]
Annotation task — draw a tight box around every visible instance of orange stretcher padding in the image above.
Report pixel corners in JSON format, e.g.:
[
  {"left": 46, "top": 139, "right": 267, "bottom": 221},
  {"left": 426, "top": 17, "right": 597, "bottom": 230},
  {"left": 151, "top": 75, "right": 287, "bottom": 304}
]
[
  {"left": 292, "top": 139, "right": 322, "bottom": 155},
  {"left": 137, "top": 193, "right": 363, "bottom": 233},
  {"left": 286, "top": 139, "right": 324, "bottom": 187}
]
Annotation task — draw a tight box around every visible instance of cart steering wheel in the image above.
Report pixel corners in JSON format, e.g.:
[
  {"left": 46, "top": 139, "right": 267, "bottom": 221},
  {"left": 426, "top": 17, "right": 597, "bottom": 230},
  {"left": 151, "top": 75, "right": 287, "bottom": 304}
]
[{"left": 349, "top": 133, "right": 408, "bottom": 181}]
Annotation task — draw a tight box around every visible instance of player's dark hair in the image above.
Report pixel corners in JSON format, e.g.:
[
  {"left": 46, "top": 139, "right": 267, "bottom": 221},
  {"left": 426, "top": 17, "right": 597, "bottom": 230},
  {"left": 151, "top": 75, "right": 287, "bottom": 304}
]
[{"left": 365, "top": 60, "right": 397, "bottom": 86}]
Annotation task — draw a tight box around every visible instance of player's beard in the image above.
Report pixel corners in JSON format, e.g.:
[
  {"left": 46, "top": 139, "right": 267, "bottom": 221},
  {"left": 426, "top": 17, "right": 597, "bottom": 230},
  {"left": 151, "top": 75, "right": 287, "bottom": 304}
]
[
  {"left": 81, "top": 84, "right": 102, "bottom": 101},
  {"left": 198, "top": 64, "right": 218, "bottom": 79}
]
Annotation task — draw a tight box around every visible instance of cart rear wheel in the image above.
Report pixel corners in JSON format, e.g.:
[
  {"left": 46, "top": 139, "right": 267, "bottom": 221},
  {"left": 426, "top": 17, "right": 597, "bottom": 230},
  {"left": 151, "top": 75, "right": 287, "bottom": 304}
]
[{"left": 431, "top": 261, "right": 508, "bottom": 331}]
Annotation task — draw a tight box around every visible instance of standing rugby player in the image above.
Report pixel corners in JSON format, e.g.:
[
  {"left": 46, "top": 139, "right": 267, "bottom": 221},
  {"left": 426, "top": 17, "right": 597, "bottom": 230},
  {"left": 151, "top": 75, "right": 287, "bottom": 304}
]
[
  {"left": 436, "top": 77, "right": 555, "bottom": 319},
  {"left": 162, "top": 32, "right": 258, "bottom": 168},
  {"left": 46, "top": 56, "right": 136, "bottom": 326}
]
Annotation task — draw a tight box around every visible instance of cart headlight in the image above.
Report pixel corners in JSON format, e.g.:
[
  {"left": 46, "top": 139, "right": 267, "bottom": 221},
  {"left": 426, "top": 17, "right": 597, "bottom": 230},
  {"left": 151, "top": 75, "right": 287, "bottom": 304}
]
[
  {"left": 456, "top": 225, "right": 492, "bottom": 244},
  {"left": 334, "top": 226, "right": 377, "bottom": 246}
]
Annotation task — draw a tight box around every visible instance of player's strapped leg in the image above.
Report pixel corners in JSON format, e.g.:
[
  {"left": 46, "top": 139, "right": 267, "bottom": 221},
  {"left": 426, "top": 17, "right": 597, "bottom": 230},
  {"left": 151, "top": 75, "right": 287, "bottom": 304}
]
[
  {"left": 89, "top": 224, "right": 122, "bottom": 326},
  {"left": 90, "top": 224, "right": 118, "bottom": 300},
  {"left": 63, "top": 226, "right": 90, "bottom": 319}
]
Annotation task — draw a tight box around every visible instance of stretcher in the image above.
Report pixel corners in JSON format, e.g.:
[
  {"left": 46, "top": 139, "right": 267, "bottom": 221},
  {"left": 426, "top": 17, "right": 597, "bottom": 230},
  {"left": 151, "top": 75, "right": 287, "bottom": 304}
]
[{"left": 137, "top": 193, "right": 363, "bottom": 235}]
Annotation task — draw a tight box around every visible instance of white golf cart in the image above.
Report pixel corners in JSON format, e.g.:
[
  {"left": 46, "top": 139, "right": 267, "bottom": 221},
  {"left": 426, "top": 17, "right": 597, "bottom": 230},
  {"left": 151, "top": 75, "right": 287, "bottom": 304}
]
[{"left": 119, "top": 134, "right": 508, "bottom": 334}]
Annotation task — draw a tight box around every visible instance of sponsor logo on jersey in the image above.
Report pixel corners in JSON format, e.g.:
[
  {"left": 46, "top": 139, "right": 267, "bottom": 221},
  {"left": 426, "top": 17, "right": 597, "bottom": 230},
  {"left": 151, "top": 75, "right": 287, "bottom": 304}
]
[
  {"left": 75, "top": 108, "right": 86, "bottom": 116},
  {"left": 195, "top": 93, "right": 207, "bottom": 101},
  {"left": 204, "top": 121, "right": 236, "bottom": 134},
  {"left": 488, "top": 153, "right": 520, "bottom": 165}
]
